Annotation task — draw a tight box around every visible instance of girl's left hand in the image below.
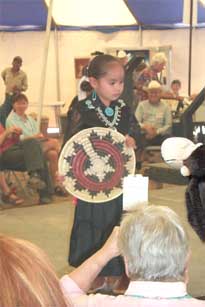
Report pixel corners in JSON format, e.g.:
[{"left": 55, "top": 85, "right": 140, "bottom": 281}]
[{"left": 125, "top": 135, "right": 136, "bottom": 149}]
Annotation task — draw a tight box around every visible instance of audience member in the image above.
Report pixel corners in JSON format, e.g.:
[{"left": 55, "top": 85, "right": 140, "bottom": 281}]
[
  {"left": 6, "top": 93, "right": 67, "bottom": 197},
  {"left": 135, "top": 80, "right": 172, "bottom": 146},
  {"left": 135, "top": 52, "right": 167, "bottom": 102},
  {"left": 61, "top": 205, "right": 205, "bottom": 306},
  {"left": 171, "top": 79, "right": 182, "bottom": 98},
  {"left": 0, "top": 124, "right": 53, "bottom": 204},
  {"left": 1, "top": 56, "right": 28, "bottom": 98},
  {"left": 0, "top": 234, "right": 69, "bottom": 307},
  {"left": 163, "top": 79, "right": 184, "bottom": 101}
]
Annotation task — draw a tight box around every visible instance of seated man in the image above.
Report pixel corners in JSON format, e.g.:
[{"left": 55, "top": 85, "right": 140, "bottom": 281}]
[
  {"left": 135, "top": 80, "right": 172, "bottom": 146},
  {"left": 60, "top": 205, "right": 204, "bottom": 306}
]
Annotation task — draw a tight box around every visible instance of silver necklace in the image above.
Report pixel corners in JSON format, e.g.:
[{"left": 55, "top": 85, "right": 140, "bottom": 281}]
[{"left": 96, "top": 105, "right": 121, "bottom": 129}]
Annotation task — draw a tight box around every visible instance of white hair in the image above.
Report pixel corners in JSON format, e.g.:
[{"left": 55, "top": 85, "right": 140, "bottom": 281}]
[
  {"left": 118, "top": 205, "right": 189, "bottom": 281},
  {"left": 151, "top": 52, "right": 167, "bottom": 65}
]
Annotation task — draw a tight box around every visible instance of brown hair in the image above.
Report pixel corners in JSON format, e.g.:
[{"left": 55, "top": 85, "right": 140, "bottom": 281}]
[
  {"left": 12, "top": 93, "right": 28, "bottom": 105},
  {"left": 0, "top": 234, "right": 70, "bottom": 307}
]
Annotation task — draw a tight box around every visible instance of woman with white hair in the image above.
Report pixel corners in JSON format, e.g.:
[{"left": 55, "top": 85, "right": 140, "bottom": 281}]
[
  {"left": 61, "top": 205, "right": 204, "bottom": 306},
  {"left": 135, "top": 52, "right": 167, "bottom": 103}
]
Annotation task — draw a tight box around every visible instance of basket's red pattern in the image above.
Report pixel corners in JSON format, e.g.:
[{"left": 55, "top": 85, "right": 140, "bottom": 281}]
[{"left": 59, "top": 128, "right": 135, "bottom": 203}]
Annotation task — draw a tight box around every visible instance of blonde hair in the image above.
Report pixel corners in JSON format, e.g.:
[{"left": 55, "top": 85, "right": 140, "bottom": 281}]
[
  {"left": 118, "top": 205, "right": 189, "bottom": 282},
  {"left": 0, "top": 234, "right": 70, "bottom": 307},
  {"left": 151, "top": 52, "right": 167, "bottom": 65}
]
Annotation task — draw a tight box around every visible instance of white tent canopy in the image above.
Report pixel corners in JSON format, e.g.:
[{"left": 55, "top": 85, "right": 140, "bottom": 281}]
[
  {"left": 38, "top": 0, "right": 137, "bottom": 130},
  {"left": 44, "top": 0, "right": 137, "bottom": 27}
]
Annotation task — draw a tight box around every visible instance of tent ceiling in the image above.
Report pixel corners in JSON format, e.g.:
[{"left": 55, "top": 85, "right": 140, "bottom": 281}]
[
  {"left": 44, "top": 0, "right": 137, "bottom": 26},
  {"left": 127, "top": 0, "right": 184, "bottom": 25},
  {"left": 0, "top": 0, "right": 47, "bottom": 30},
  {"left": 0, "top": 0, "right": 204, "bottom": 31}
]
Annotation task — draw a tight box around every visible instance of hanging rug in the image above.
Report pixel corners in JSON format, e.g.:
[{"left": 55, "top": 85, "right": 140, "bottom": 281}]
[{"left": 59, "top": 127, "right": 136, "bottom": 203}]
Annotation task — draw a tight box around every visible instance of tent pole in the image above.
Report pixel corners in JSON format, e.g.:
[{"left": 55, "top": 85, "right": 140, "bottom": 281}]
[
  {"left": 54, "top": 26, "right": 61, "bottom": 101},
  {"left": 188, "top": 0, "right": 193, "bottom": 96},
  {"left": 139, "top": 24, "right": 143, "bottom": 47},
  {"left": 37, "top": 0, "right": 54, "bottom": 131}
]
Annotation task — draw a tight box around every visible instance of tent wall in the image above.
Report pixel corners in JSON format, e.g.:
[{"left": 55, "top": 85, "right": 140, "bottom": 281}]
[{"left": 0, "top": 28, "right": 204, "bottom": 125}]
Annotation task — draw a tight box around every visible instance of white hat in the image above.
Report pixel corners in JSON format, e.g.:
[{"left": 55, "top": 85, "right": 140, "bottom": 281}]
[
  {"left": 147, "top": 80, "right": 162, "bottom": 91},
  {"left": 161, "top": 137, "right": 202, "bottom": 170},
  {"left": 117, "top": 50, "right": 127, "bottom": 58}
]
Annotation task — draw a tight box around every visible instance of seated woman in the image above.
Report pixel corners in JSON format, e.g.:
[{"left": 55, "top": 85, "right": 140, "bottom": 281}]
[
  {"left": 0, "top": 124, "right": 53, "bottom": 204},
  {"left": 0, "top": 234, "right": 69, "bottom": 307},
  {"left": 6, "top": 93, "right": 67, "bottom": 196}
]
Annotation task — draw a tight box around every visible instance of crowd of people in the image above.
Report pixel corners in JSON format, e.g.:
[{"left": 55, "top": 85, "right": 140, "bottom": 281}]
[
  {"left": 0, "top": 56, "right": 68, "bottom": 205},
  {"left": 0, "top": 52, "right": 203, "bottom": 306}
]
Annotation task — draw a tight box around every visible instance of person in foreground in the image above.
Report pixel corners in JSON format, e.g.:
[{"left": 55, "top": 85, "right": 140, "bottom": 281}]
[
  {"left": 61, "top": 205, "right": 205, "bottom": 306},
  {"left": 0, "top": 235, "right": 69, "bottom": 307}
]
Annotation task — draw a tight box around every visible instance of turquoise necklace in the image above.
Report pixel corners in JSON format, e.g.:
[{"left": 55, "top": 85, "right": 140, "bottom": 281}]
[
  {"left": 96, "top": 105, "right": 120, "bottom": 129},
  {"left": 104, "top": 106, "right": 114, "bottom": 117},
  {"left": 90, "top": 91, "right": 122, "bottom": 129}
]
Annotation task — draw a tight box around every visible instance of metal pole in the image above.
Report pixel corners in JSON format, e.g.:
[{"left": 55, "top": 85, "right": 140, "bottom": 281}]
[
  {"left": 188, "top": 0, "right": 193, "bottom": 96},
  {"left": 139, "top": 24, "right": 143, "bottom": 47},
  {"left": 54, "top": 26, "right": 61, "bottom": 101},
  {"left": 37, "top": 0, "right": 54, "bottom": 131}
]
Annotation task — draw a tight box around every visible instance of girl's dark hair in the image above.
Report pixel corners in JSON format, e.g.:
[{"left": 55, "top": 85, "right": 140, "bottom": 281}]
[
  {"left": 12, "top": 93, "right": 28, "bottom": 105},
  {"left": 88, "top": 54, "right": 121, "bottom": 79},
  {"left": 80, "top": 80, "right": 92, "bottom": 93}
]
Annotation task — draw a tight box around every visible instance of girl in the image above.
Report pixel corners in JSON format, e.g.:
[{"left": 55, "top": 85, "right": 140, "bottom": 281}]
[{"left": 63, "top": 54, "right": 142, "bottom": 290}]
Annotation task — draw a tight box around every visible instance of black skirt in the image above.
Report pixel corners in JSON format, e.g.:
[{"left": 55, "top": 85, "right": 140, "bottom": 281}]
[{"left": 68, "top": 195, "right": 125, "bottom": 276}]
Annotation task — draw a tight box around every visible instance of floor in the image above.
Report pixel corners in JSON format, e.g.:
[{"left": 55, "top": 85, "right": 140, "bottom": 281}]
[{"left": 0, "top": 184, "right": 205, "bottom": 297}]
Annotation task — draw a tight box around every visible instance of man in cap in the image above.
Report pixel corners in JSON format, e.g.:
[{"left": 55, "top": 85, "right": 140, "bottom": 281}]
[{"left": 135, "top": 80, "right": 172, "bottom": 146}]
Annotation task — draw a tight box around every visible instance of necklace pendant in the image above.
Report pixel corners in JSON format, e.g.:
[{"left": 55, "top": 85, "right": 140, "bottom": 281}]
[{"left": 105, "top": 107, "right": 114, "bottom": 117}]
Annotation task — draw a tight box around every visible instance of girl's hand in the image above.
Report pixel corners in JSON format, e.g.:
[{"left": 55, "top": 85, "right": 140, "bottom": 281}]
[{"left": 125, "top": 135, "right": 136, "bottom": 149}]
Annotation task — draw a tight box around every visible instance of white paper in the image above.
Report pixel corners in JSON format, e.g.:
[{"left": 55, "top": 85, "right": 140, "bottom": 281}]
[{"left": 123, "top": 175, "right": 149, "bottom": 211}]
